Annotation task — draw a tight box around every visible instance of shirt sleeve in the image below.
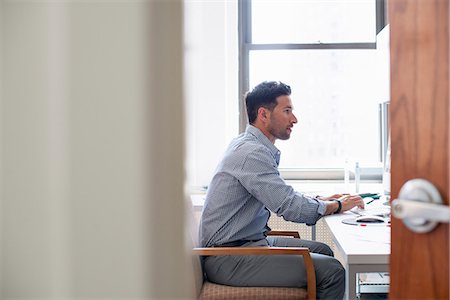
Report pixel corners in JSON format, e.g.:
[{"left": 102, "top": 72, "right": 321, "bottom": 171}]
[{"left": 236, "top": 148, "right": 326, "bottom": 225}]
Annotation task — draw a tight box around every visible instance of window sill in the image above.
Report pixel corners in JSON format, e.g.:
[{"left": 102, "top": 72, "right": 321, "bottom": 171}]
[
  {"left": 280, "top": 167, "right": 383, "bottom": 181},
  {"left": 189, "top": 179, "right": 385, "bottom": 210}
]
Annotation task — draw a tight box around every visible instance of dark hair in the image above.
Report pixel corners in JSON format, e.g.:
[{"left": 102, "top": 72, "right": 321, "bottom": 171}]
[{"left": 245, "top": 81, "right": 291, "bottom": 124}]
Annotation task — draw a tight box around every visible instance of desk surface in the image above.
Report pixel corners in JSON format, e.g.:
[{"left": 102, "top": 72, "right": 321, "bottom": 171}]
[
  {"left": 324, "top": 200, "right": 390, "bottom": 265},
  {"left": 324, "top": 199, "right": 390, "bottom": 299}
]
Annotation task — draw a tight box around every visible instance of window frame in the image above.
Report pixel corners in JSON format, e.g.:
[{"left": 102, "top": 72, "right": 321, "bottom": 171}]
[{"left": 238, "top": 0, "right": 387, "bottom": 180}]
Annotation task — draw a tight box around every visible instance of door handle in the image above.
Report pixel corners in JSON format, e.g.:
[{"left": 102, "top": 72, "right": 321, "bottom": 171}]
[{"left": 391, "top": 179, "right": 449, "bottom": 233}]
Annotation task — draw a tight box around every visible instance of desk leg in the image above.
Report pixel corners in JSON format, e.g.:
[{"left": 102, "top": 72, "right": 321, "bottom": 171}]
[{"left": 345, "top": 265, "right": 358, "bottom": 300}]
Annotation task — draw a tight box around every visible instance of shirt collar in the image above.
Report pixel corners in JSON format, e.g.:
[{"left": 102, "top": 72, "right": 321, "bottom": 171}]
[{"left": 246, "top": 125, "right": 281, "bottom": 165}]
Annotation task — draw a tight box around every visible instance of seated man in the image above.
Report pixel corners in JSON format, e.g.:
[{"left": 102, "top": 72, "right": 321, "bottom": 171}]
[{"left": 198, "top": 81, "right": 364, "bottom": 299}]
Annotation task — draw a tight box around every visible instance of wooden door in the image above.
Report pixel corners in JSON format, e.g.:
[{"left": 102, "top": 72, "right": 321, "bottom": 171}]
[{"left": 389, "top": 0, "right": 449, "bottom": 298}]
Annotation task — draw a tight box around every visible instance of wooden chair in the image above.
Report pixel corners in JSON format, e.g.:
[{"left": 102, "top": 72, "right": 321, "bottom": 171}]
[{"left": 192, "top": 230, "right": 317, "bottom": 300}]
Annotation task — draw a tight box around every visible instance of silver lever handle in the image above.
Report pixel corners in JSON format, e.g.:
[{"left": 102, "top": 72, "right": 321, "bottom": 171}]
[
  {"left": 391, "top": 179, "right": 448, "bottom": 233},
  {"left": 392, "top": 199, "right": 450, "bottom": 223}
]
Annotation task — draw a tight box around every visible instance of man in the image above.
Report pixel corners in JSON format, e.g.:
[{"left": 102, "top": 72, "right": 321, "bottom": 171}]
[{"left": 198, "top": 81, "right": 364, "bottom": 299}]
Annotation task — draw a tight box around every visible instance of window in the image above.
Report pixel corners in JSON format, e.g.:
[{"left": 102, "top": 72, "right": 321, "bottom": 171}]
[
  {"left": 251, "top": 0, "right": 376, "bottom": 44},
  {"left": 239, "top": 0, "right": 389, "bottom": 178},
  {"left": 184, "top": 0, "right": 388, "bottom": 188}
]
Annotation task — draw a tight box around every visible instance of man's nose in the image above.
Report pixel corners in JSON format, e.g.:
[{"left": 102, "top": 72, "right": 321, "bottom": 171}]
[{"left": 292, "top": 113, "right": 298, "bottom": 124}]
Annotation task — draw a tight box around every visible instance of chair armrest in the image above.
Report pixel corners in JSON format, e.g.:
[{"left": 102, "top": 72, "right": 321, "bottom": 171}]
[
  {"left": 267, "top": 230, "right": 301, "bottom": 239},
  {"left": 193, "top": 246, "right": 307, "bottom": 256},
  {"left": 193, "top": 247, "right": 316, "bottom": 300}
]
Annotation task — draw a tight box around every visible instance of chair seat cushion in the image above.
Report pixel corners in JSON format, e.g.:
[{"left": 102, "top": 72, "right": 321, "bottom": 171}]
[{"left": 199, "top": 281, "right": 308, "bottom": 300}]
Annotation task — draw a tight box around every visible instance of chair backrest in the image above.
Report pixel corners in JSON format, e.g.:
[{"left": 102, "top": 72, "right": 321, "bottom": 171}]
[
  {"left": 186, "top": 199, "right": 313, "bottom": 300},
  {"left": 186, "top": 199, "right": 204, "bottom": 298}
]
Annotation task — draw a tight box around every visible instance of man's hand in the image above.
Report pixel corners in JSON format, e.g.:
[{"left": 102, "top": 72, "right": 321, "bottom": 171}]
[
  {"left": 319, "top": 194, "right": 349, "bottom": 201},
  {"left": 321, "top": 194, "right": 364, "bottom": 215},
  {"left": 339, "top": 195, "right": 364, "bottom": 212}
]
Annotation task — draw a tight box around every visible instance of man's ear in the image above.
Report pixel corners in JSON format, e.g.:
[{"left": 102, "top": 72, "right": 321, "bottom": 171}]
[{"left": 257, "top": 107, "right": 269, "bottom": 122}]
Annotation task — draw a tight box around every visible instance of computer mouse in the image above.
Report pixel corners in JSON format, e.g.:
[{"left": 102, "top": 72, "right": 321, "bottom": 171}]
[{"left": 355, "top": 215, "right": 385, "bottom": 223}]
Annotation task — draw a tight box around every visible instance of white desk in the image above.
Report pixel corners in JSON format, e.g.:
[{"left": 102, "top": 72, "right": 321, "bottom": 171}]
[{"left": 324, "top": 202, "right": 390, "bottom": 300}]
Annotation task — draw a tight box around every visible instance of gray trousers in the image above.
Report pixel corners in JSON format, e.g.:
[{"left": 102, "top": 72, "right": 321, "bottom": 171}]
[{"left": 203, "top": 237, "right": 345, "bottom": 300}]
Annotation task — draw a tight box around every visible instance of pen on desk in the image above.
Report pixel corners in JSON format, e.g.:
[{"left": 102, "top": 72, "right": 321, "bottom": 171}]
[{"left": 366, "top": 199, "right": 375, "bottom": 205}]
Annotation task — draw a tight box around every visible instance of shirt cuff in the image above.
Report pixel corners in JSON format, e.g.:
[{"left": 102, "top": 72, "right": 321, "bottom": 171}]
[{"left": 316, "top": 199, "right": 327, "bottom": 216}]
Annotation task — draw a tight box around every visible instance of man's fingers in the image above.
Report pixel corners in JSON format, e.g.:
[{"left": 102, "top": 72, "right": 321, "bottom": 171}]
[
  {"left": 341, "top": 195, "right": 364, "bottom": 210},
  {"left": 340, "top": 195, "right": 361, "bottom": 201}
]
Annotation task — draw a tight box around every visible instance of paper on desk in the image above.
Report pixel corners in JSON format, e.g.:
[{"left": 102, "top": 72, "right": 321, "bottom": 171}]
[
  {"left": 351, "top": 207, "right": 390, "bottom": 217},
  {"left": 350, "top": 228, "right": 391, "bottom": 245},
  {"left": 351, "top": 199, "right": 390, "bottom": 217}
]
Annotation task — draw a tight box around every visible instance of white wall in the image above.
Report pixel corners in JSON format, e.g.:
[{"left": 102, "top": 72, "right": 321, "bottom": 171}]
[
  {"left": 1, "top": 1, "right": 190, "bottom": 298},
  {"left": 184, "top": 0, "right": 238, "bottom": 189}
]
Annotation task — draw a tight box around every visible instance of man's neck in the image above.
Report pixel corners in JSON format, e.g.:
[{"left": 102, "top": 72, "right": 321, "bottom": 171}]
[{"left": 251, "top": 123, "right": 276, "bottom": 144}]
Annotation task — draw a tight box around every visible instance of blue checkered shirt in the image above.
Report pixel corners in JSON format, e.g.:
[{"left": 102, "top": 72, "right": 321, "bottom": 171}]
[{"left": 199, "top": 125, "right": 327, "bottom": 247}]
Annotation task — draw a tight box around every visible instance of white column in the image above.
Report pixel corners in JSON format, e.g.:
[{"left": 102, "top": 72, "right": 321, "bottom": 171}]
[
  {"left": 2, "top": 2, "right": 72, "bottom": 296},
  {"left": 147, "top": 1, "right": 192, "bottom": 298},
  {"left": 1, "top": 0, "right": 190, "bottom": 298}
]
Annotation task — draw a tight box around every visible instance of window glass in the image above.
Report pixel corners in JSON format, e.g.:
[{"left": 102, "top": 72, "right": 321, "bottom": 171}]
[
  {"left": 249, "top": 49, "right": 381, "bottom": 168},
  {"left": 251, "top": 0, "right": 376, "bottom": 44}
]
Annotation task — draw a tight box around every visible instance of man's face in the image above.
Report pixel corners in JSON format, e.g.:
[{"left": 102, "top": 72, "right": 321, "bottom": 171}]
[{"left": 267, "top": 95, "right": 298, "bottom": 141}]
